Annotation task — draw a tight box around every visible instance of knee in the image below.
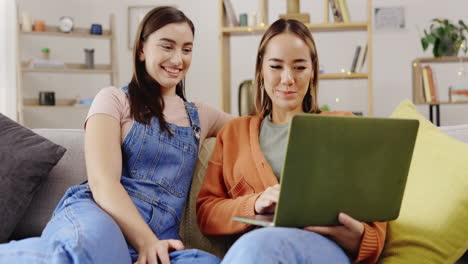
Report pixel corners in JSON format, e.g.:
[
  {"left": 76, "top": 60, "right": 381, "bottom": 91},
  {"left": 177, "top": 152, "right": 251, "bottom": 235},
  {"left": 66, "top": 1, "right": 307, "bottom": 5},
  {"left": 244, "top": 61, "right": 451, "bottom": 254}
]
[
  {"left": 223, "top": 228, "right": 285, "bottom": 262},
  {"left": 170, "top": 249, "right": 220, "bottom": 264}
]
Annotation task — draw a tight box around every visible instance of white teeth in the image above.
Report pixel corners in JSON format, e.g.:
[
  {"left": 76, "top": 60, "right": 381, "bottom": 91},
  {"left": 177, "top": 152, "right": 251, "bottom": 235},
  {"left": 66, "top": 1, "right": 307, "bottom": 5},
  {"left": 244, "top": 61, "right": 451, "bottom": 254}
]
[{"left": 165, "top": 67, "right": 179, "bottom": 73}]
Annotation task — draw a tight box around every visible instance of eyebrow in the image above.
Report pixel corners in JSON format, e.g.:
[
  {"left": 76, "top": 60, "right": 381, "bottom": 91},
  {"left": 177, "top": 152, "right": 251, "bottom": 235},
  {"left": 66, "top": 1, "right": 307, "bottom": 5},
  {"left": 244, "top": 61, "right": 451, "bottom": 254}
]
[
  {"left": 159, "top": 38, "right": 193, "bottom": 46},
  {"left": 268, "top": 58, "right": 308, "bottom": 63}
]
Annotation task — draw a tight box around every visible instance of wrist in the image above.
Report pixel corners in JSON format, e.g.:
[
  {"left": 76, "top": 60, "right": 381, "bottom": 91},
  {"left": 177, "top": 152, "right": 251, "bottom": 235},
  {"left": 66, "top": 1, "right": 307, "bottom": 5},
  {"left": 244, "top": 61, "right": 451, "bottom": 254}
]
[{"left": 134, "top": 234, "right": 159, "bottom": 252}]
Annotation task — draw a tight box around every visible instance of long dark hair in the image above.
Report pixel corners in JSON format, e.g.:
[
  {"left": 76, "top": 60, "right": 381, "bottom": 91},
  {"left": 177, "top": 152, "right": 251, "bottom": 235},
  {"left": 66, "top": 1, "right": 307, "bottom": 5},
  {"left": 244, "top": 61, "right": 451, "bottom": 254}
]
[
  {"left": 254, "top": 19, "right": 320, "bottom": 116},
  {"left": 128, "top": 6, "right": 195, "bottom": 134}
]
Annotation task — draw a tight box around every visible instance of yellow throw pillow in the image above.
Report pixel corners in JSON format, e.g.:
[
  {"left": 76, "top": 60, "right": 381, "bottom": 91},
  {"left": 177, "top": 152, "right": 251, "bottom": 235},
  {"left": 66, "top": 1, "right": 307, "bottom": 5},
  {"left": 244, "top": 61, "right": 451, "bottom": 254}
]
[{"left": 378, "top": 100, "right": 468, "bottom": 264}]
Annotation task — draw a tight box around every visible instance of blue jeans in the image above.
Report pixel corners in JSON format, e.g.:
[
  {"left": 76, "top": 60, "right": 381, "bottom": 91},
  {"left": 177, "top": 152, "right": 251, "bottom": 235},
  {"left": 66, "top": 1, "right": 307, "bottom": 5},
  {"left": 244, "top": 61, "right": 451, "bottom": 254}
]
[
  {"left": 221, "top": 227, "right": 351, "bottom": 264},
  {"left": 0, "top": 186, "right": 220, "bottom": 264}
]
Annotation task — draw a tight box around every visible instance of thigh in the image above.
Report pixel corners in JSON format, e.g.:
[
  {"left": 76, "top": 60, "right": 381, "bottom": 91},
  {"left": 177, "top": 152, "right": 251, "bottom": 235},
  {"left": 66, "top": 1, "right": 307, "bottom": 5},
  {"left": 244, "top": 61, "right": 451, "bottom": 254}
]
[
  {"left": 222, "top": 227, "right": 351, "bottom": 264},
  {"left": 169, "top": 249, "right": 221, "bottom": 264},
  {"left": 44, "top": 193, "right": 132, "bottom": 264}
]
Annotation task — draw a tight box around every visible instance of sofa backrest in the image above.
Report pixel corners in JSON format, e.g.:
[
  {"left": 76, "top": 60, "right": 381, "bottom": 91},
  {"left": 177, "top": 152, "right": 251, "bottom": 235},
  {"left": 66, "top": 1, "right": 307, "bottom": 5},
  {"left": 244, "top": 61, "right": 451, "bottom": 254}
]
[{"left": 10, "top": 129, "right": 87, "bottom": 239}]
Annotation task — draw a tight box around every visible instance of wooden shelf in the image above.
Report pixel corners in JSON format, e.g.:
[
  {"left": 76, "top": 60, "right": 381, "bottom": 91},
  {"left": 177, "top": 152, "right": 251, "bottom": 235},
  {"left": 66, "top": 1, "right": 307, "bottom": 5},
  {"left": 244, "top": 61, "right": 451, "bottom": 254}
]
[
  {"left": 414, "top": 101, "right": 468, "bottom": 105},
  {"left": 413, "top": 56, "right": 468, "bottom": 64},
  {"left": 17, "top": 14, "right": 118, "bottom": 128},
  {"left": 23, "top": 98, "right": 91, "bottom": 109},
  {"left": 412, "top": 57, "right": 468, "bottom": 105},
  {"left": 21, "top": 62, "right": 112, "bottom": 73},
  {"left": 20, "top": 26, "right": 112, "bottom": 39},
  {"left": 319, "top": 73, "right": 368, "bottom": 80},
  {"left": 222, "top": 22, "right": 368, "bottom": 35}
]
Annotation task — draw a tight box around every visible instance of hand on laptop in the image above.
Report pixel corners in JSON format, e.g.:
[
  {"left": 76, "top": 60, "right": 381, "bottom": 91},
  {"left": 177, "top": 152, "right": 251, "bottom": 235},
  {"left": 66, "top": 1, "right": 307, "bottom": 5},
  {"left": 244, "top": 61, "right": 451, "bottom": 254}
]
[
  {"left": 254, "top": 184, "right": 280, "bottom": 214},
  {"left": 304, "top": 212, "right": 364, "bottom": 257}
]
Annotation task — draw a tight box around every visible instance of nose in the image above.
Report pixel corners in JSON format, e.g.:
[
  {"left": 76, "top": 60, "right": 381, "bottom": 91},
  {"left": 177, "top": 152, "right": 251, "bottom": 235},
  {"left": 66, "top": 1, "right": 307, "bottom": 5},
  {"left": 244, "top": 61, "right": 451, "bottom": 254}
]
[
  {"left": 281, "top": 68, "right": 294, "bottom": 87},
  {"left": 170, "top": 50, "right": 183, "bottom": 66}
]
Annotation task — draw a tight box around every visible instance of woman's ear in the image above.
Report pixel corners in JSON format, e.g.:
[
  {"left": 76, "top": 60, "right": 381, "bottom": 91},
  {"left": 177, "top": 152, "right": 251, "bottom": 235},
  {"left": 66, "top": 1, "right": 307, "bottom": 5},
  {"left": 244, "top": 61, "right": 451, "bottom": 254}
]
[{"left": 139, "top": 50, "right": 145, "bottom": 62}]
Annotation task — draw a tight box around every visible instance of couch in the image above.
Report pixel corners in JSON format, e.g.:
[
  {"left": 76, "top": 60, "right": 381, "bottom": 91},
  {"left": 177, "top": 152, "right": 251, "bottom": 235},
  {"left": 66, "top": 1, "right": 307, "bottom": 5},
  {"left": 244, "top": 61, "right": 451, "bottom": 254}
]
[{"left": 6, "top": 124, "right": 468, "bottom": 263}]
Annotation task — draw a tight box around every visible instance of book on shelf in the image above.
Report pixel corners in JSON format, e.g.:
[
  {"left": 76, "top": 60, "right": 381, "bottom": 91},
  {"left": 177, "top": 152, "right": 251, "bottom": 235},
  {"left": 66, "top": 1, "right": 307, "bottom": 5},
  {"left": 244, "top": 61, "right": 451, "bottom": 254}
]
[
  {"left": 425, "top": 66, "right": 438, "bottom": 102},
  {"left": 358, "top": 44, "right": 368, "bottom": 72},
  {"left": 338, "top": 0, "right": 350, "bottom": 23},
  {"left": 350, "top": 45, "right": 361, "bottom": 73},
  {"left": 329, "top": 0, "right": 343, "bottom": 23},
  {"left": 415, "top": 65, "right": 425, "bottom": 102},
  {"left": 223, "top": 0, "right": 239, "bottom": 27},
  {"left": 421, "top": 66, "right": 433, "bottom": 103}
]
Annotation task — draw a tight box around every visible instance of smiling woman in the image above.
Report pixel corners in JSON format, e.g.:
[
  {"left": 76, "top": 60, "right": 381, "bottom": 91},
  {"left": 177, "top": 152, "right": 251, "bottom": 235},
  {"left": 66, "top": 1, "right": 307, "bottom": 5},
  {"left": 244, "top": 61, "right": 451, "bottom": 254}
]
[
  {"left": 0, "top": 0, "right": 17, "bottom": 119},
  {"left": 197, "top": 18, "right": 386, "bottom": 264}
]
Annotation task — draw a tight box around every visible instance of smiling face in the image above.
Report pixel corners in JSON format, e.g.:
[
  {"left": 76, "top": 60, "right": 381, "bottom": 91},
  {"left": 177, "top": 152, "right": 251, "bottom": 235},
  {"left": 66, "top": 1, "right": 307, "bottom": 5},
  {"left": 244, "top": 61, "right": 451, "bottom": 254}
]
[
  {"left": 261, "top": 33, "right": 313, "bottom": 117},
  {"left": 139, "top": 22, "right": 193, "bottom": 95}
]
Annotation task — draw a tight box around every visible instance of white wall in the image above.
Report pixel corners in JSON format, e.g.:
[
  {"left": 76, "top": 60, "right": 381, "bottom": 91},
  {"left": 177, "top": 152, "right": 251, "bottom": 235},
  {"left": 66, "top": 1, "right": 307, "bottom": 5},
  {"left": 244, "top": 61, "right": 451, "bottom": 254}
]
[
  {"left": 16, "top": 0, "right": 468, "bottom": 126},
  {"left": 0, "top": 0, "right": 17, "bottom": 120}
]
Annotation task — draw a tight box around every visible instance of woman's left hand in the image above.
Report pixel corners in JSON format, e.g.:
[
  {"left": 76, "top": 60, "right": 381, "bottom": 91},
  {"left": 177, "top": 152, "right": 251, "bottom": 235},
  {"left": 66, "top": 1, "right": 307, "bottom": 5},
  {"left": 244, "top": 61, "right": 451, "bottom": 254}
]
[{"left": 304, "top": 212, "right": 364, "bottom": 257}]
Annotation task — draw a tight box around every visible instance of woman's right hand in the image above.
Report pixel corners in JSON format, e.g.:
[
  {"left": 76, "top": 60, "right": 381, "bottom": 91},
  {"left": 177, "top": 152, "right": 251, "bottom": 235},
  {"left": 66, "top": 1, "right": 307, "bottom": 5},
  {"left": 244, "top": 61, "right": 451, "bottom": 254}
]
[
  {"left": 254, "top": 184, "right": 280, "bottom": 214},
  {"left": 134, "top": 239, "right": 185, "bottom": 264}
]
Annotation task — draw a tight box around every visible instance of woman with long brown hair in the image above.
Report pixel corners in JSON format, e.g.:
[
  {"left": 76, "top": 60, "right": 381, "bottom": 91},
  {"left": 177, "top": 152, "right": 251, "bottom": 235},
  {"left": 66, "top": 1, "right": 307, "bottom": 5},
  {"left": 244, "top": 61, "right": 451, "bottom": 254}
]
[
  {"left": 0, "top": 7, "right": 229, "bottom": 264},
  {"left": 197, "top": 18, "right": 386, "bottom": 264}
]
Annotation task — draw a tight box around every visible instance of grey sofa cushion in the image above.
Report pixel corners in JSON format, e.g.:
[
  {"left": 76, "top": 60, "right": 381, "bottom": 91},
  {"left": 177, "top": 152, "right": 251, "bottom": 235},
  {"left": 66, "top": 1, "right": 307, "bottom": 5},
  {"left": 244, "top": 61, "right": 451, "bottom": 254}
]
[
  {"left": 10, "top": 129, "right": 87, "bottom": 239},
  {"left": 0, "top": 114, "right": 66, "bottom": 242}
]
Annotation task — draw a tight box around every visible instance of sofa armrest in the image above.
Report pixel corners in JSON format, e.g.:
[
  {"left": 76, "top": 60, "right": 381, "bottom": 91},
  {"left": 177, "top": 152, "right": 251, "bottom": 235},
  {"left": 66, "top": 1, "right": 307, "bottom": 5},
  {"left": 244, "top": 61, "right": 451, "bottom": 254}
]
[{"left": 179, "top": 137, "right": 236, "bottom": 258}]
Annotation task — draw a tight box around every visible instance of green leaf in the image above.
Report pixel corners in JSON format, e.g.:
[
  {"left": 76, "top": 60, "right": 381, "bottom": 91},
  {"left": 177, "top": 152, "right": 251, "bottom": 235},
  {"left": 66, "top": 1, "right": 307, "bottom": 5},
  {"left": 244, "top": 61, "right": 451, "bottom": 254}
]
[
  {"left": 434, "top": 38, "right": 441, "bottom": 57},
  {"left": 427, "top": 33, "right": 436, "bottom": 44},
  {"left": 421, "top": 38, "right": 429, "bottom": 50}
]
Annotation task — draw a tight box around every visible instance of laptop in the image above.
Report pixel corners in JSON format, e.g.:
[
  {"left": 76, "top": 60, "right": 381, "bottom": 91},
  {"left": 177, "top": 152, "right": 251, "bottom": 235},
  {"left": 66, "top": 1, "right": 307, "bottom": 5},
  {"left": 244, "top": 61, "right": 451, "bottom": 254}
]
[{"left": 233, "top": 114, "right": 419, "bottom": 227}]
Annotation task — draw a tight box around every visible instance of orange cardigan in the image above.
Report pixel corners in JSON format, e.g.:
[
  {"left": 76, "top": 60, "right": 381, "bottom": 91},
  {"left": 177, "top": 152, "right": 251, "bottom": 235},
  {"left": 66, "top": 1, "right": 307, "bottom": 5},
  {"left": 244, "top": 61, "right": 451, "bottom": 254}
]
[{"left": 196, "top": 113, "right": 387, "bottom": 264}]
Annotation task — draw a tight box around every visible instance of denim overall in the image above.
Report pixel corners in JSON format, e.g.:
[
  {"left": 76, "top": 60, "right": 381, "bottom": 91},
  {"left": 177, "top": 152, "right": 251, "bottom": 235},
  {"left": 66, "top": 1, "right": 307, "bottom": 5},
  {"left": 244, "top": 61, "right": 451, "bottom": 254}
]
[{"left": 0, "top": 86, "right": 220, "bottom": 264}]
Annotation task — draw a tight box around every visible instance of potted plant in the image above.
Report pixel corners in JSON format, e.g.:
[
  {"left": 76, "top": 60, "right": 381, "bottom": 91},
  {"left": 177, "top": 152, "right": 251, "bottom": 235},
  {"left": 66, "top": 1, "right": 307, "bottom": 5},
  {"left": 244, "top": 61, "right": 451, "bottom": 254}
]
[{"left": 421, "top": 19, "right": 468, "bottom": 57}]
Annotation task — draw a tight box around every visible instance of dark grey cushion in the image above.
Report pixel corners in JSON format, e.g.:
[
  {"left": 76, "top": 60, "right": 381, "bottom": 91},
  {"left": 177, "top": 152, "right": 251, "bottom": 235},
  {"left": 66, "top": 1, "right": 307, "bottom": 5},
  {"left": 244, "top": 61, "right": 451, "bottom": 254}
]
[{"left": 0, "top": 114, "right": 66, "bottom": 242}]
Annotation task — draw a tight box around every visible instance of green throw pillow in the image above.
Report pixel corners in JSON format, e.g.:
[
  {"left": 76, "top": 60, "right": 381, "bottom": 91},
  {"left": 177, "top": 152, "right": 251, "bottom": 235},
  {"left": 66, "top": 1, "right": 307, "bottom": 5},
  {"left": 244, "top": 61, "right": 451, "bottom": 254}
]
[{"left": 378, "top": 100, "right": 468, "bottom": 264}]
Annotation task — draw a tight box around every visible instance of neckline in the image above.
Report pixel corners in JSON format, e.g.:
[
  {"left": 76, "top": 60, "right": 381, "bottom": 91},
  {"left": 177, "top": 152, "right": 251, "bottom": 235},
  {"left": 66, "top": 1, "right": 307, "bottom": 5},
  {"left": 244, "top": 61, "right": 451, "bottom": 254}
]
[{"left": 249, "top": 116, "right": 280, "bottom": 186}]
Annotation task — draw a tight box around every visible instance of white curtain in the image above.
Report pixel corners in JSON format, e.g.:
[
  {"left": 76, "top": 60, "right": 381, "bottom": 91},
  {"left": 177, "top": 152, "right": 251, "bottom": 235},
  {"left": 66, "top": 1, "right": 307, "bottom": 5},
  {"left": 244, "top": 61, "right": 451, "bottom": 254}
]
[{"left": 0, "top": 0, "right": 17, "bottom": 120}]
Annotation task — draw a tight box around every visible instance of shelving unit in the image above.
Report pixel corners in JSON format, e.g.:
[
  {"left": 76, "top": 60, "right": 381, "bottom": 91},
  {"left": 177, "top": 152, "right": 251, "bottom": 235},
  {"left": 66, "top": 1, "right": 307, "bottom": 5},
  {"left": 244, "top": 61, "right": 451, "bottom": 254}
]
[
  {"left": 16, "top": 14, "right": 118, "bottom": 127},
  {"left": 412, "top": 56, "right": 468, "bottom": 126},
  {"left": 218, "top": 0, "right": 373, "bottom": 115}
]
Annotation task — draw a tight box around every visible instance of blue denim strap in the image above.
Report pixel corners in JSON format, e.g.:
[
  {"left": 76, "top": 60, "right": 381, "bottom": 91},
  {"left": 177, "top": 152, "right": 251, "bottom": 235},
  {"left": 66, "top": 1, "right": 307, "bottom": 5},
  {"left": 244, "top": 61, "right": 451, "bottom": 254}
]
[{"left": 183, "top": 101, "right": 201, "bottom": 143}]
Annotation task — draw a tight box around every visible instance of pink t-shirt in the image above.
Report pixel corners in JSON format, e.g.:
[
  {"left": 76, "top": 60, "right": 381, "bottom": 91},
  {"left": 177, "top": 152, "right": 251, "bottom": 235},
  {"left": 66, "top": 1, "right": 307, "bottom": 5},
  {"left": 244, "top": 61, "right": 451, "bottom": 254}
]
[{"left": 85, "top": 87, "right": 232, "bottom": 144}]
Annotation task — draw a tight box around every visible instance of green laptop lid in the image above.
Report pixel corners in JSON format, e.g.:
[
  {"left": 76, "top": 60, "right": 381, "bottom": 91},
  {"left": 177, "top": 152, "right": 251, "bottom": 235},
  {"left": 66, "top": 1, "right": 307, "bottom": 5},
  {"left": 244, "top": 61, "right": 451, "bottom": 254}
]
[{"left": 274, "top": 114, "right": 419, "bottom": 227}]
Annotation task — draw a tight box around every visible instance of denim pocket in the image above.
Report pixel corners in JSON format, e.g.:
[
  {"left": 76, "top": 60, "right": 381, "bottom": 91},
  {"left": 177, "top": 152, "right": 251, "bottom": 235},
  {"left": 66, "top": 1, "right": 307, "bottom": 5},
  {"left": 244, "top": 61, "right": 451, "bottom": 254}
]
[
  {"left": 130, "top": 196, "right": 154, "bottom": 225},
  {"left": 148, "top": 202, "right": 180, "bottom": 239}
]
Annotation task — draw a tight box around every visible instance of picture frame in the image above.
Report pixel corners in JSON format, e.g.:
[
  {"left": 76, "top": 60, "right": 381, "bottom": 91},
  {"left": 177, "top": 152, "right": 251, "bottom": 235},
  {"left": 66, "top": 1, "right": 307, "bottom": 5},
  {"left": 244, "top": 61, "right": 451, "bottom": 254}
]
[
  {"left": 374, "top": 6, "right": 406, "bottom": 31},
  {"left": 127, "top": 5, "right": 156, "bottom": 49}
]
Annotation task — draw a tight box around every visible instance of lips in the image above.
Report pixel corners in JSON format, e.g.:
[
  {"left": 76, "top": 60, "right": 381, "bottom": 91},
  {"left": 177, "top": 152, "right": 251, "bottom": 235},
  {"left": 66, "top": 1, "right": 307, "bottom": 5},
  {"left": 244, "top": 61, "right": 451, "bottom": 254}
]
[
  {"left": 276, "top": 90, "right": 297, "bottom": 95},
  {"left": 162, "top": 66, "right": 182, "bottom": 77}
]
